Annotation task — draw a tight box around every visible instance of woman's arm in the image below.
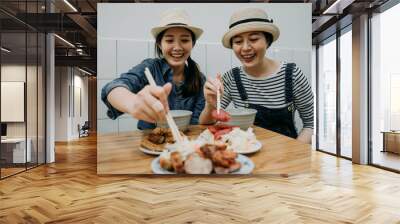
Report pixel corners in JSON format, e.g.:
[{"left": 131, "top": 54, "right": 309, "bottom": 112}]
[
  {"left": 101, "top": 59, "right": 154, "bottom": 119},
  {"left": 107, "top": 84, "right": 172, "bottom": 123},
  {"left": 292, "top": 64, "right": 314, "bottom": 144},
  {"left": 101, "top": 59, "right": 172, "bottom": 123},
  {"left": 107, "top": 87, "right": 137, "bottom": 115}
]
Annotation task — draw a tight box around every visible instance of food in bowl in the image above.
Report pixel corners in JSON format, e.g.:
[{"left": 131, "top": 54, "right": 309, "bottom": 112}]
[{"left": 157, "top": 110, "right": 192, "bottom": 131}]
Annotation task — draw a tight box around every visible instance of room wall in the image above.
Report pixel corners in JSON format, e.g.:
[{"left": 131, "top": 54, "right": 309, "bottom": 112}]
[
  {"left": 1, "top": 63, "right": 45, "bottom": 164},
  {"left": 88, "top": 77, "right": 97, "bottom": 133},
  {"left": 73, "top": 72, "right": 89, "bottom": 138},
  {"left": 97, "top": 3, "right": 312, "bottom": 134},
  {"left": 311, "top": 45, "right": 317, "bottom": 150},
  {"left": 54, "top": 67, "right": 89, "bottom": 141},
  {"left": 1, "top": 64, "right": 37, "bottom": 139}
]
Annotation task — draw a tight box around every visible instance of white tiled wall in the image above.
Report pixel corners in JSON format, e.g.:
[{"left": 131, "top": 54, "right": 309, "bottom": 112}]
[
  {"left": 97, "top": 79, "right": 113, "bottom": 120},
  {"left": 191, "top": 43, "right": 207, "bottom": 75},
  {"left": 116, "top": 40, "right": 149, "bottom": 75},
  {"left": 98, "top": 118, "right": 118, "bottom": 134},
  {"left": 205, "top": 43, "right": 232, "bottom": 79},
  {"left": 118, "top": 117, "right": 139, "bottom": 133},
  {"left": 292, "top": 49, "right": 312, "bottom": 81},
  {"left": 97, "top": 39, "right": 117, "bottom": 80}
]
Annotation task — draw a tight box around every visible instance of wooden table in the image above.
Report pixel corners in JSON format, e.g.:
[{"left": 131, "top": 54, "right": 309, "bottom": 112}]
[
  {"left": 381, "top": 131, "right": 400, "bottom": 154},
  {"left": 97, "top": 125, "right": 311, "bottom": 175}
]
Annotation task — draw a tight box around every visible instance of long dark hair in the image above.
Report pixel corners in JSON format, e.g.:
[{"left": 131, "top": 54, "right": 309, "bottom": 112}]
[{"left": 155, "top": 28, "right": 202, "bottom": 97}]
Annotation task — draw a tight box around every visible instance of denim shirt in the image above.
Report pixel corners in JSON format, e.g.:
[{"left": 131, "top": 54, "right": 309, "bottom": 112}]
[{"left": 101, "top": 58, "right": 205, "bottom": 130}]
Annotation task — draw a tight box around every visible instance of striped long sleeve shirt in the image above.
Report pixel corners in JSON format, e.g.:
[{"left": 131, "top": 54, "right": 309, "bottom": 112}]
[{"left": 221, "top": 62, "right": 314, "bottom": 129}]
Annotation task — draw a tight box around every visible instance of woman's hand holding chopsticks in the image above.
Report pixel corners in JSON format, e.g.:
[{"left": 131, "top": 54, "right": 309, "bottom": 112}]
[
  {"left": 107, "top": 82, "right": 172, "bottom": 124},
  {"left": 203, "top": 73, "right": 223, "bottom": 110}
]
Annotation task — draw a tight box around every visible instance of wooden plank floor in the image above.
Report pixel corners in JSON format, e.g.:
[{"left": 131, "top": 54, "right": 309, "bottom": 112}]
[
  {"left": 373, "top": 151, "right": 400, "bottom": 171},
  {"left": 1, "top": 135, "right": 400, "bottom": 223},
  {"left": 1, "top": 167, "right": 26, "bottom": 178}
]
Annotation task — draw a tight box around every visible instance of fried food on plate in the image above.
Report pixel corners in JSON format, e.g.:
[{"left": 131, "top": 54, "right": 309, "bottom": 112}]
[{"left": 140, "top": 127, "right": 184, "bottom": 152}]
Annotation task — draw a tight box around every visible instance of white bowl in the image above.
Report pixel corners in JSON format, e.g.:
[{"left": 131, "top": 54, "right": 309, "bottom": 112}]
[
  {"left": 157, "top": 110, "right": 192, "bottom": 131},
  {"left": 224, "top": 108, "right": 257, "bottom": 130}
]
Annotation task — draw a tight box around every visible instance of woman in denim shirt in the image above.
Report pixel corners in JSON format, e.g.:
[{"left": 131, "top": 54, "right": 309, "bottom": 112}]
[{"left": 101, "top": 8, "right": 206, "bottom": 130}]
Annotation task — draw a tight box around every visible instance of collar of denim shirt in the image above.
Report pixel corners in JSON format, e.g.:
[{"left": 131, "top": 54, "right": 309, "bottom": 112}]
[
  {"left": 159, "top": 58, "right": 172, "bottom": 83},
  {"left": 160, "top": 58, "right": 190, "bottom": 85}
]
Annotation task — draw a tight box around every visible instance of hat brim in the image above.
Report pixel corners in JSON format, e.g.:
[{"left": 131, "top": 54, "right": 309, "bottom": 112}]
[
  {"left": 222, "top": 22, "right": 280, "bottom": 49},
  {"left": 151, "top": 25, "right": 203, "bottom": 41}
]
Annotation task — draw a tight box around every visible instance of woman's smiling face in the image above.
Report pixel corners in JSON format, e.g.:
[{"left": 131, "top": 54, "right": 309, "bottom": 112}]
[
  {"left": 231, "top": 31, "right": 268, "bottom": 69},
  {"left": 159, "top": 27, "right": 194, "bottom": 70}
]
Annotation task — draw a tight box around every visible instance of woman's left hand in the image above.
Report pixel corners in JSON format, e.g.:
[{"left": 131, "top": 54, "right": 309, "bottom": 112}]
[{"left": 296, "top": 128, "right": 313, "bottom": 144}]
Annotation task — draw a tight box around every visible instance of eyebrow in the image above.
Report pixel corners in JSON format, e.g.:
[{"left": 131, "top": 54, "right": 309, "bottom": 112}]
[
  {"left": 249, "top": 32, "right": 263, "bottom": 36},
  {"left": 164, "top": 34, "right": 191, "bottom": 38}
]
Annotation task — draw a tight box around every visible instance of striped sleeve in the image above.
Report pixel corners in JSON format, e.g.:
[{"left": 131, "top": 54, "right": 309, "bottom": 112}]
[
  {"left": 221, "top": 70, "right": 232, "bottom": 109},
  {"left": 292, "top": 65, "right": 314, "bottom": 129}
]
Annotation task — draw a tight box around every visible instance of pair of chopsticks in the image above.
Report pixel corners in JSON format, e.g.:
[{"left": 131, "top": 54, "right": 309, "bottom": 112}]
[
  {"left": 217, "top": 85, "right": 221, "bottom": 115},
  {"left": 144, "top": 67, "right": 183, "bottom": 144}
]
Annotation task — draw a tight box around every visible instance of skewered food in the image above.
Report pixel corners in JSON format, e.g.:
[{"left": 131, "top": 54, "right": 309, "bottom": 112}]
[{"left": 212, "top": 109, "right": 231, "bottom": 122}]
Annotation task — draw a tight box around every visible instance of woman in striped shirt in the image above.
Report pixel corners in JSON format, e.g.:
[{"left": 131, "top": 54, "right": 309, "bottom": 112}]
[{"left": 199, "top": 8, "right": 314, "bottom": 143}]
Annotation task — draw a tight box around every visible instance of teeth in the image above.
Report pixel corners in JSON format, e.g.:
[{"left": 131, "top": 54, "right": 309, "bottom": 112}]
[
  {"left": 242, "top": 54, "right": 254, "bottom": 59},
  {"left": 171, "top": 54, "right": 184, "bottom": 58}
]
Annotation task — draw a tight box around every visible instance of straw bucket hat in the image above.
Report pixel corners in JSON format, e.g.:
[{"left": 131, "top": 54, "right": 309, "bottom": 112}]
[
  {"left": 151, "top": 8, "right": 203, "bottom": 40},
  {"left": 222, "top": 8, "right": 280, "bottom": 49}
]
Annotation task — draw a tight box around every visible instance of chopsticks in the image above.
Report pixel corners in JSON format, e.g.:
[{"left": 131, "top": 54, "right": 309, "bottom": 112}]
[
  {"left": 216, "top": 84, "right": 221, "bottom": 115},
  {"left": 144, "top": 67, "right": 183, "bottom": 144}
]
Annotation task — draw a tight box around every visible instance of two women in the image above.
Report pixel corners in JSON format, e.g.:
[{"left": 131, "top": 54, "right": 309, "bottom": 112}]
[
  {"left": 199, "top": 8, "right": 314, "bottom": 144},
  {"left": 101, "top": 8, "right": 206, "bottom": 130},
  {"left": 102, "top": 7, "right": 314, "bottom": 144}
]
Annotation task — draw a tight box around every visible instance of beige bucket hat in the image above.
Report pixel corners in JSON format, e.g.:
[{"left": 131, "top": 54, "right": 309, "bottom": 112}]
[
  {"left": 222, "top": 8, "right": 280, "bottom": 49},
  {"left": 151, "top": 8, "right": 203, "bottom": 40}
]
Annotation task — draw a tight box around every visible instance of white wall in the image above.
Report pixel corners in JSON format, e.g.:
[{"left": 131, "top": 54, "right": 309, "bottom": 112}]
[
  {"left": 311, "top": 45, "right": 317, "bottom": 150},
  {"left": 55, "top": 67, "right": 89, "bottom": 141},
  {"left": 97, "top": 3, "right": 312, "bottom": 134},
  {"left": 72, "top": 73, "right": 89, "bottom": 138},
  {"left": 1, "top": 65, "right": 29, "bottom": 138},
  {"left": 55, "top": 67, "right": 68, "bottom": 141},
  {"left": 1, "top": 63, "right": 46, "bottom": 163}
]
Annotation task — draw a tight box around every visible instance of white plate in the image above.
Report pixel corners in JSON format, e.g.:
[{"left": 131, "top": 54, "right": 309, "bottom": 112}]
[
  {"left": 141, "top": 140, "right": 262, "bottom": 156},
  {"left": 139, "top": 147, "right": 164, "bottom": 156},
  {"left": 151, "top": 154, "right": 255, "bottom": 174},
  {"left": 233, "top": 140, "right": 262, "bottom": 154}
]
